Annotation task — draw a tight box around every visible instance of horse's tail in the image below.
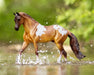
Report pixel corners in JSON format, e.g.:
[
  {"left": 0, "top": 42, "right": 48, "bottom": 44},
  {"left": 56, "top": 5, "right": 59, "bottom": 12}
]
[{"left": 68, "top": 31, "right": 86, "bottom": 60}]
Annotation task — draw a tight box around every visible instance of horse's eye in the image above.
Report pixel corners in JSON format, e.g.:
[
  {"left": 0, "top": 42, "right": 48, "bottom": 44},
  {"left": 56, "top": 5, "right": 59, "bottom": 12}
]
[{"left": 18, "top": 19, "right": 20, "bottom": 21}]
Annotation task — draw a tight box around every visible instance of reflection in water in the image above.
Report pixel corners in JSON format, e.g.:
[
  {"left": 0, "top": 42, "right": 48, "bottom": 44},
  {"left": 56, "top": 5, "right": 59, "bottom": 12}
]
[
  {"left": 0, "top": 58, "right": 94, "bottom": 75},
  {"left": 15, "top": 65, "right": 80, "bottom": 75},
  {"left": 70, "top": 65, "right": 79, "bottom": 75}
]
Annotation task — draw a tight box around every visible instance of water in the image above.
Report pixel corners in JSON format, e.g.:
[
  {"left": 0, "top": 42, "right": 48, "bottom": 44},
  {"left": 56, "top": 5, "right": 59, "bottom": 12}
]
[
  {"left": 0, "top": 64, "right": 94, "bottom": 75},
  {"left": 0, "top": 42, "right": 94, "bottom": 75}
]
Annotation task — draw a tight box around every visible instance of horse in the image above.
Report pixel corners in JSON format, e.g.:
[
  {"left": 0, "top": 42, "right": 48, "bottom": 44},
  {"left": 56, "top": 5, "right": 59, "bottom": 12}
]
[{"left": 13, "top": 12, "right": 85, "bottom": 63}]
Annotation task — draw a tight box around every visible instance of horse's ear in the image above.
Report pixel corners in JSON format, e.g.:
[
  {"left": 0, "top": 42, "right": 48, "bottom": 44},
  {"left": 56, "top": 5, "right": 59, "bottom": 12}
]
[
  {"left": 13, "top": 13, "right": 15, "bottom": 15},
  {"left": 16, "top": 12, "right": 20, "bottom": 16}
]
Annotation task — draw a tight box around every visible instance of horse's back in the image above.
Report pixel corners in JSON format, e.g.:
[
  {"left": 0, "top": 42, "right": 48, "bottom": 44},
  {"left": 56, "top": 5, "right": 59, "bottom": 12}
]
[{"left": 38, "top": 25, "right": 68, "bottom": 43}]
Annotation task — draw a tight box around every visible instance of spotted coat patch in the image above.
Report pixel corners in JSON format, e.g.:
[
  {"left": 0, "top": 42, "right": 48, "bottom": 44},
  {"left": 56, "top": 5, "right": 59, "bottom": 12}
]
[
  {"left": 53, "top": 25, "right": 67, "bottom": 36},
  {"left": 36, "top": 24, "right": 46, "bottom": 36}
]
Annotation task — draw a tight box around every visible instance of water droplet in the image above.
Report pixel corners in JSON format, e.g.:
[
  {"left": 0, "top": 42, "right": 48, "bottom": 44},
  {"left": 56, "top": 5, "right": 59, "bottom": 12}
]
[
  {"left": 67, "top": 61, "right": 71, "bottom": 64},
  {"left": 68, "top": 54, "right": 75, "bottom": 60},
  {"left": 43, "top": 56, "right": 46, "bottom": 59},
  {"left": 43, "top": 44, "right": 45, "bottom": 47},
  {"left": 9, "top": 41, "right": 12, "bottom": 43},
  {"left": 47, "top": 46, "right": 49, "bottom": 48},
  {"left": 51, "top": 52, "right": 53, "bottom": 54},
  {"left": 57, "top": 50, "right": 60, "bottom": 54},
  {"left": 40, "top": 43, "right": 42, "bottom": 45},
  {"left": 90, "top": 44, "right": 93, "bottom": 47},
  {"left": 56, "top": 16, "right": 57, "bottom": 18},
  {"left": 28, "top": 48, "right": 31, "bottom": 51},
  {"left": 89, "top": 61, "right": 92, "bottom": 64},
  {"left": 46, "top": 22, "right": 48, "bottom": 24},
  {"left": 52, "top": 55, "right": 55, "bottom": 58},
  {"left": 45, "top": 50, "right": 48, "bottom": 52}
]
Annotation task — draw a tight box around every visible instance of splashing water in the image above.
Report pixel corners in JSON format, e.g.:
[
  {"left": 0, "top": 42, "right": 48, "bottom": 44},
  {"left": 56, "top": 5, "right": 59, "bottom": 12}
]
[
  {"left": 15, "top": 53, "right": 50, "bottom": 65},
  {"left": 15, "top": 54, "right": 22, "bottom": 64},
  {"left": 15, "top": 49, "right": 77, "bottom": 65},
  {"left": 68, "top": 54, "right": 75, "bottom": 61},
  {"left": 38, "top": 50, "right": 48, "bottom": 53}
]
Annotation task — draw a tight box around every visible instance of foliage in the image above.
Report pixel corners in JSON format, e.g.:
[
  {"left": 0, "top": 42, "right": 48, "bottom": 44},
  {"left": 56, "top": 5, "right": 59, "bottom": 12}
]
[{"left": 56, "top": 0, "right": 94, "bottom": 42}]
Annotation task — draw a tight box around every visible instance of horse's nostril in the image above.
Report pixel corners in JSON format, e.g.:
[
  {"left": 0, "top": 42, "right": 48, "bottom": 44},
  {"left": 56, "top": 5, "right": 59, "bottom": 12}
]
[{"left": 15, "top": 27, "right": 19, "bottom": 31}]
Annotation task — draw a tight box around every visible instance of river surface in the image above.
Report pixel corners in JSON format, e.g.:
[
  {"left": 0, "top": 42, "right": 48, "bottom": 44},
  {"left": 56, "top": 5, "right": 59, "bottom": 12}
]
[{"left": 0, "top": 42, "right": 94, "bottom": 75}]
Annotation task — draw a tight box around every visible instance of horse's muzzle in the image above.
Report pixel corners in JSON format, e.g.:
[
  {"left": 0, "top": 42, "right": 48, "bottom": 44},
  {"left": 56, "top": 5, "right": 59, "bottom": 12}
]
[{"left": 15, "top": 27, "right": 19, "bottom": 31}]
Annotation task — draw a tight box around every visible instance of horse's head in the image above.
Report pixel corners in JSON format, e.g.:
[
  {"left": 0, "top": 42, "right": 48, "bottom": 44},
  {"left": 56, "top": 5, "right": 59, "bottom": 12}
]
[{"left": 13, "top": 12, "right": 24, "bottom": 31}]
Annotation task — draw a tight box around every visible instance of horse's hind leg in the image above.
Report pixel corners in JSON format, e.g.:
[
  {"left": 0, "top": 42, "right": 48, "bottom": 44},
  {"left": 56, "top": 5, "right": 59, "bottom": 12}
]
[
  {"left": 62, "top": 46, "right": 67, "bottom": 61},
  {"left": 56, "top": 43, "right": 67, "bottom": 63}
]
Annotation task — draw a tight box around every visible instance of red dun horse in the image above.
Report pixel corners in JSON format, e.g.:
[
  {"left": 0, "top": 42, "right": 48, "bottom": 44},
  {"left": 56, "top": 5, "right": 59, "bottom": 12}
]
[{"left": 14, "top": 12, "right": 85, "bottom": 63}]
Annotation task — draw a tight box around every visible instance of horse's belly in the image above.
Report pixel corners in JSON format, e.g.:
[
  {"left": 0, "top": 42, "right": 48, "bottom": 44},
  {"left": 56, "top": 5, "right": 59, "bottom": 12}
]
[
  {"left": 38, "top": 27, "right": 55, "bottom": 42},
  {"left": 39, "top": 33, "right": 54, "bottom": 42},
  {"left": 39, "top": 35, "right": 54, "bottom": 42}
]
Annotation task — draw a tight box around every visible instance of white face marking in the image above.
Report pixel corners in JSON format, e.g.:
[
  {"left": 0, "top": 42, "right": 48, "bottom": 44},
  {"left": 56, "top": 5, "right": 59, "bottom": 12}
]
[
  {"left": 53, "top": 25, "right": 67, "bottom": 36},
  {"left": 36, "top": 24, "right": 46, "bottom": 36}
]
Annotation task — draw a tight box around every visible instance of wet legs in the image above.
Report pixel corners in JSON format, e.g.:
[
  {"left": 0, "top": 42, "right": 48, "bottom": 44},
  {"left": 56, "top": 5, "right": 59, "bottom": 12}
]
[
  {"left": 33, "top": 41, "right": 39, "bottom": 61},
  {"left": 20, "top": 41, "right": 29, "bottom": 55},
  {"left": 56, "top": 43, "right": 67, "bottom": 63}
]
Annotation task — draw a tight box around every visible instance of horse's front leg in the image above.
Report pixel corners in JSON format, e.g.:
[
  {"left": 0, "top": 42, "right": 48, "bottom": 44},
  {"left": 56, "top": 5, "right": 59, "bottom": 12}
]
[
  {"left": 20, "top": 41, "right": 29, "bottom": 55},
  {"left": 33, "top": 41, "right": 39, "bottom": 61}
]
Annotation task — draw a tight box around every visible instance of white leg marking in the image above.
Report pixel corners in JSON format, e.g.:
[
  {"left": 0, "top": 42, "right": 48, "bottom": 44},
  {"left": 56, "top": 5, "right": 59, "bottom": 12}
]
[
  {"left": 36, "top": 56, "right": 39, "bottom": 61},
  {"left": 57, "top": 54, "right": 62, "bottom": 63},
  {"left": 36, "top": 56, "right": 40, "bottom": 64},
  {"left": 64, "top": 58, "right": 67, "bottom": 62},
  {"left": 16, "top": 54, "right": 22, "bottom": 64}
]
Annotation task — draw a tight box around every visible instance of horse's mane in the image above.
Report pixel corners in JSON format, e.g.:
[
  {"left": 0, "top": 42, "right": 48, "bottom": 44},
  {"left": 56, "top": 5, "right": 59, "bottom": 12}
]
[{"left": 19, "top": 12, "right": 38, "bottom": 23}]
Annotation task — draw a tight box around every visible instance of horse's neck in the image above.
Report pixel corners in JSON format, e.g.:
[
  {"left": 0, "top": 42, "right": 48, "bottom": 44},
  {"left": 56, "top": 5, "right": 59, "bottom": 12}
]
[{"left": 23, "top": 19, "right": 38, "bottom": 33}]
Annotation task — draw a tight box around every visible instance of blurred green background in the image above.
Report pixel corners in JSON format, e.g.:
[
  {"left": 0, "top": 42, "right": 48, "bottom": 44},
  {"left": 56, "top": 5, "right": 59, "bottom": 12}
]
[{"left": 0, "top": 0, "right": 94, "bottom": 45}]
